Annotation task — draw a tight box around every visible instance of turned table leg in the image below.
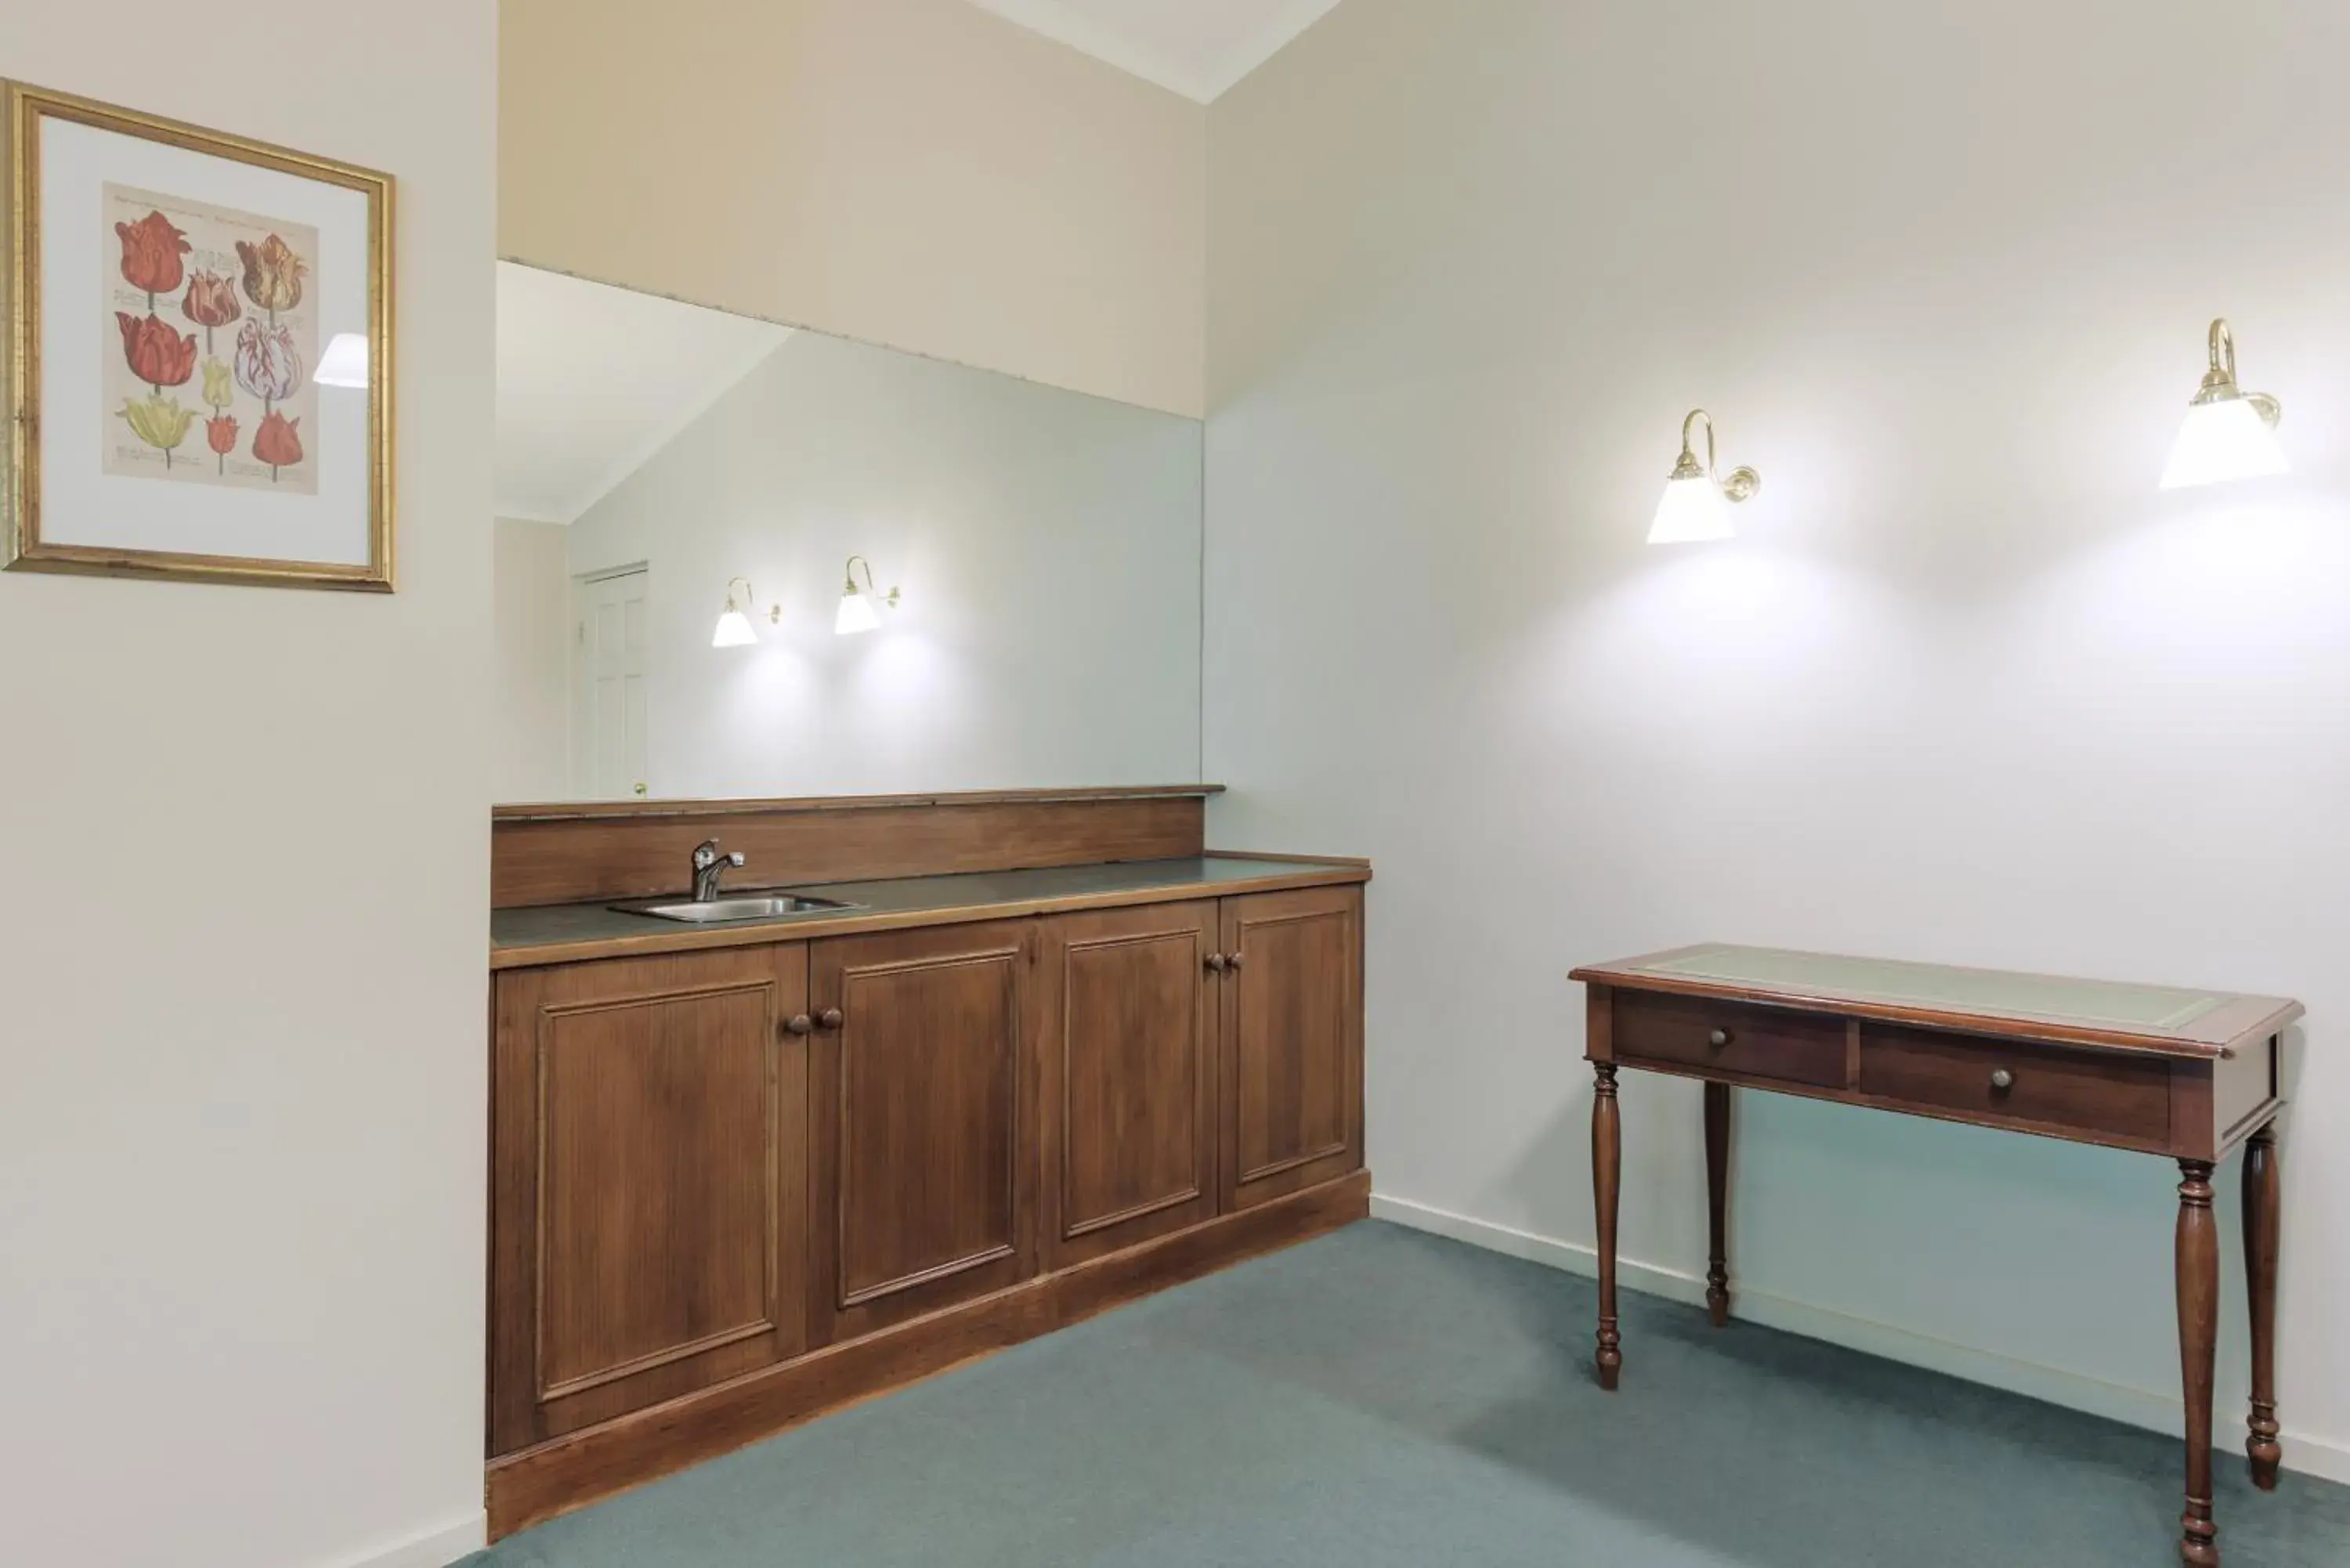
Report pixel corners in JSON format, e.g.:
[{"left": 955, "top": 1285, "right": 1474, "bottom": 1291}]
[
  {"left": 2177, "top": 1160, "right": 2221, "bottom": 1567},
  {"left": 2243, "top": 1123, "right": 2282, "bottom": 1489},
  {"left": 1593, "top": 1063, "right": 1621, "bottom": 1389},
  {"left": 1705, "top": 1082, "right": 1732, "bottom": 1327}
]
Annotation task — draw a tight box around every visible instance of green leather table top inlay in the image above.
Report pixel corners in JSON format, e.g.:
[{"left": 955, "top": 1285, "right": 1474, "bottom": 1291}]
[{"left": 1635, "top": 945, "right": 2230, "bottom": 1033}]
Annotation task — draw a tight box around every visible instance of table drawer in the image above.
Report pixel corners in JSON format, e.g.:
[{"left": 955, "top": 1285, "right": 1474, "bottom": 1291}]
[
  {"left": 1858, "top": 1024, "right": 2171, "bottom": 1145},
  {"left": 1612, "top": 992, "right": 1846, "bottom": 1089}
]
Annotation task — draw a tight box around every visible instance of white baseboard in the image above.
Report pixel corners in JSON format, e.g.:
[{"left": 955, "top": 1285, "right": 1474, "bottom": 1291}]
[
  {"left": 327, "top": 1512, "right": 486, "bottom": 1568},
  {"left": 1368, "top": 1193, "right": 2350, "bottom": 1487}
]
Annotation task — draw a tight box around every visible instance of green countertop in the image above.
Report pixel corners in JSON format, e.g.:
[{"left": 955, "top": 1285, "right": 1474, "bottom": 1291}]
[{"left": 492, "top": 854, "right": 1367, "bottom": 967}]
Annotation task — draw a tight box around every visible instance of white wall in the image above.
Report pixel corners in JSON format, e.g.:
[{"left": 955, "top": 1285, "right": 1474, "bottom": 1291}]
[
  {"left": 501, "top": 0, "right": 1207, "bottom": 417},
  {"left": 565, "top": 326, "right": 1203, "bottom": 799},
  {"left": 1206, "top": 0, "right": 2350, "bottom": 1476},
  {"left": 0, "top": 7, "right": 495, "bottom": 1568},
  {"left": 494, "top": 518, "right": 572, "bottom": 802}
]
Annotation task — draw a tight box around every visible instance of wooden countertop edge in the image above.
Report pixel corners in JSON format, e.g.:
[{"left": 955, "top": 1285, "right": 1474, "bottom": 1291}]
[
  {"left": 491, "top": 861, "right": 1371, "bottom": 971},
  {"left": 1571, "top": 963, "right": 2303, "bottom": 1062},
  {"left": 493, "top": 783, "right": 1227, "bottom": 825}
]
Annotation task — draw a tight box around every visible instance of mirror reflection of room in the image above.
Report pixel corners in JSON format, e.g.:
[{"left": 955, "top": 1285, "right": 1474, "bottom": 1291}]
[{"left": 492, "top": 262, "right": 1203, "bottom": 803}]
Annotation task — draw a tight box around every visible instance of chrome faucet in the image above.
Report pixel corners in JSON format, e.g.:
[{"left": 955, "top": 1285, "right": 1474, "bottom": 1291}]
[{"left": 691, "top": 838, "right": 746, "bottom": 902}]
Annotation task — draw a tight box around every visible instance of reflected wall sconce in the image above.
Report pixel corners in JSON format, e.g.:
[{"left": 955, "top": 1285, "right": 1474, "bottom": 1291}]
[
  {"left": 836, "top": 555, "right": 900, "bottom": 636},
  {"left": 1647, "top": 408, "right": 1761, "bottom": 544},
  {"left": 2160, "top": 318, "right": 2288, "bottom": 490},
  {"left": 712, "top": 576, "right": 779, "bottom": 648},
  {"left": 313, "top": 331, "right": 369, "bottom": 388}
]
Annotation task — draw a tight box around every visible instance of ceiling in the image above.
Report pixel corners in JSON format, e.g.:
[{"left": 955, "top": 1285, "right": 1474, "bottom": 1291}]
[
  {"left": 964, "top": 0, "right": 1344, "bottom": 103},
  {"left": 496, "top": 263, "right": 793, "bottom": 525}
]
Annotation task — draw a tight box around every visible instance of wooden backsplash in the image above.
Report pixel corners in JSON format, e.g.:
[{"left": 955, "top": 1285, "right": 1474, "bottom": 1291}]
[{"left": 490, "top": 786, "right": 1217, "bottom": 909}]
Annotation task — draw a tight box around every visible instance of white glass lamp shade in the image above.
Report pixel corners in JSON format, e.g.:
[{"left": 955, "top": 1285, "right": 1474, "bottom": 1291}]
[
  {"left": 2160, "top": 396, "right": 2289, "bottom": 490},
  {"left": 834, "top": 587, "right": 882, "bottom": 636},
  {"left": 313, "top": 331, "right": 369, "bottom": 388},
  {"left": 1647, "top": 475, "right": 1737, "bottom": 544},
  {"left": 711, "top": 608, "right": 757, "bottom": 648}
]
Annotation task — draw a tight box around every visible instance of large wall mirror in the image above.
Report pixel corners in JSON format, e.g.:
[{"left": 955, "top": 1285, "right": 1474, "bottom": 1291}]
[{"left": 493, "top": 262, "right": 1205, "bottom": 804}]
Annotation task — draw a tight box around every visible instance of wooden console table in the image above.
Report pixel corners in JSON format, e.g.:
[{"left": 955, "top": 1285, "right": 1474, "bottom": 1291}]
[{"left": 1571, "top": 945, "right": 2299, "bottom": 1567}]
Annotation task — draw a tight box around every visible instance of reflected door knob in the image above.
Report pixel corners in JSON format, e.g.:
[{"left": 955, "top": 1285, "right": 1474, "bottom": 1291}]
[
  {"left": 1990, "top": 1068, "right": 2015, "bottom": 1091},
  {"left": 783, "top": 1013, "right": 813, "bottom": 1036}
]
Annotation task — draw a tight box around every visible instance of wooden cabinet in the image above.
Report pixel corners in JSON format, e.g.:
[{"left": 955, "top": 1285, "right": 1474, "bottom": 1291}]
[
  {"left": 1220, "top": 886, "right": 1365, "bottom": 1210},
  {"left": 1036, "top": 901, "right": 1220, "bottom": 1268},
  {"left": 489, "top": 945, "right": 811, "bottom": 1454},
  {"left": 809, "top": 919, "right": 1035, "bottom": 1342},
  {"left": 488, "top": 876, "right": 1367, "bottom": 1523}
]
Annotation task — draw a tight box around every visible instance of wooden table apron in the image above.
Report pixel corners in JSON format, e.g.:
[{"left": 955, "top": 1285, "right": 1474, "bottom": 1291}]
[{"left": 1571, "top": 949, "right": 2298, "bottom": 1568}]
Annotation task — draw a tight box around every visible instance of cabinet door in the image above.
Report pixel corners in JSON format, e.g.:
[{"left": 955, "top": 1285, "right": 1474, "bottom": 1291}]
[
  {"left": 489, "top": 944, "right": 810, "bottom": 1455},
  {"left": 1220, "top": 886, "right": 1365, "bottom": 1211},
  {"left": 1037, "top": 901, "right": 1219, "bottom": 1269},
  {"left": 810, "top": 919, "right": 1033, "bottom": 1343}
]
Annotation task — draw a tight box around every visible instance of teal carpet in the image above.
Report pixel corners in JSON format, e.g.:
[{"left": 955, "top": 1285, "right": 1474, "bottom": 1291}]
[{"left": 468, "top": 1222, "right": 2350, "bottom": 1567}]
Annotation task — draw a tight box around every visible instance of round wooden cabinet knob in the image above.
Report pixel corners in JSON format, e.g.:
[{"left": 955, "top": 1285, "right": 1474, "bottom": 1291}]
[
  {"left": 819, "top": 1008, "right": 845, "bottom": 1031},
  {"left": 1707, "top": 1028, "right": 1732, "bottom": 1049},
  {"left": 1205, "top": 952, "right": 1228, "bottom": 972},
  {"left": 783, "top": 1013, "right": 814, "bottom": 1036},
  {"left": 1990, "top": 1068, "right": 2016, "bottom": 1090}
]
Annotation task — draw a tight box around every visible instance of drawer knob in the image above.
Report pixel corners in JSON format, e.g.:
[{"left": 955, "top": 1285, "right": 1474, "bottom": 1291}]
[
  {"left": 819, "top": 1008, "right": 844, "bottom": 1031},
  {"left": 1707, "top": 1028, "right": 1732, "bottom": 1049},
  {"left": 1227, "top": 951, "right": 1246, "bottom": 971},
  {"left": 1990, "top": 1068, "right": 2015, "bottom": 1091},
  {"left": 783, "top": 1013, "right": 813, "bottom": 1037},
  {"left": 1206, "top": 952, "right": 1228, "bottom": 973}
]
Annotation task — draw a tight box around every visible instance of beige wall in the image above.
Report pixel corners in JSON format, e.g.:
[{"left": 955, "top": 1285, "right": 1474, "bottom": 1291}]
[
  {"left": 1206, "top": 0, "right": 2350, "bottom": 1482},
  {"left": 501, "top": 0, "right": 1207, "bottom": 417},
  {"left": 0, "top": 6, "right": 496, "bottom": 1568},
  {"left": 494, "top": 517, "right": 573, "bottom": 802}
]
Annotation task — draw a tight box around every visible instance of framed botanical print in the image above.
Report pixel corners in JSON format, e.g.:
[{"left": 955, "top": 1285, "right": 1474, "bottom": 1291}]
[{"left": 2, "top": 81, "right": 394, "bottom": 591}]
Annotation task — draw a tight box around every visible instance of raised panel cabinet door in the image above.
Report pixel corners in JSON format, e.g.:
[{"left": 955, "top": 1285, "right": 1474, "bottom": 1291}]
[
  {"left": 810, "top": 919, "right": 1034, "bottom": 1343},
  {"left": 488, "top": 944, "right": 811, "bottom": 1454},
  {"left": 1037, "top": 901, "right": 1219, "bottom": 1269},
  {"left": 1220, "top": 886, "right": 1365, "bottom": 1211}
]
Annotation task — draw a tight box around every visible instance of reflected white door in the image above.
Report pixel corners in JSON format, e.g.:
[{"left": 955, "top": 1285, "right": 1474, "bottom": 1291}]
[{"left": 573, "top": 567, "right": 649, "bottom": 799}]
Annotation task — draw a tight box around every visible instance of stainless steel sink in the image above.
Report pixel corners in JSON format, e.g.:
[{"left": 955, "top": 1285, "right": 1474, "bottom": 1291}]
[{"left": 612, "top": 893, "right": 861, "bottom": 923}]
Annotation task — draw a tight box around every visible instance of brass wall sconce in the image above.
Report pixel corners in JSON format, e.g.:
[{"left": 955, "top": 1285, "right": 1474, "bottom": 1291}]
[
  {"left": 835, "top": 555, "right": 901, "bottom": 636},
  {"left": 712, "top": 576, "right": 780, "bottom": 648},
  {"left": 1647, "top": 408, "right": 1761, "bottom": 544},
  {"left": 2160, "top": 318, "right": 2288, "bottom": 490}
]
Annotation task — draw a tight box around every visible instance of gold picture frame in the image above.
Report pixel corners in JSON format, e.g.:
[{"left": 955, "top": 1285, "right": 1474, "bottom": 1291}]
[{"left": 2, "top": 81, "right": 395, "bottom": 591}]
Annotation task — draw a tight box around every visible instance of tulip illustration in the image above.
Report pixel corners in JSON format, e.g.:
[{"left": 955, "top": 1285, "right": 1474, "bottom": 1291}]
[
  {"left": 116, "top": 210, "right": 190, "bottom": 307},
  {"left": 252, "top": 409, "right": 303, "bottom": 479},
  {"left": 235, "top": 233, "right": 307, "bottom": 316},
  {"left": 181, "top": 270, "right": 240, "bottom": 354},
  {"left": 233, "top": 316, "right": 304, "bottom": 409},
  {"left": 116, "top": 311, "right": 197, "bottom": 394},
  {"left": 201, "top": 357, "right": 235, "bottom": 411},
  {"left": 205, "top": 414, "right": 239, "bottom": 475},
  {"left": 118, "top": 392, "right": 196, "bottom": 469}
]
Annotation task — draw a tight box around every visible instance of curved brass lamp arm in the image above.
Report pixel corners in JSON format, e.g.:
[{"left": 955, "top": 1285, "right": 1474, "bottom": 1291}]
[
  {"left": 2193, "top": 317, "right": 2283, "bottom": 427},
  {"left": 725, "top": 574, "right": 756, "bottom": 607},
  {"left": 2208, "top": 319, "right": 2237, "bottom": 383},
  {"left": 1683, "top": 409, "right": 1720, "bottom": 475},
  {"left": 844, "top": 555, "right": 902, "bottom": 609},
  {"left": 1672, "top": 407, "right": 1760, "bottom": 503}
]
